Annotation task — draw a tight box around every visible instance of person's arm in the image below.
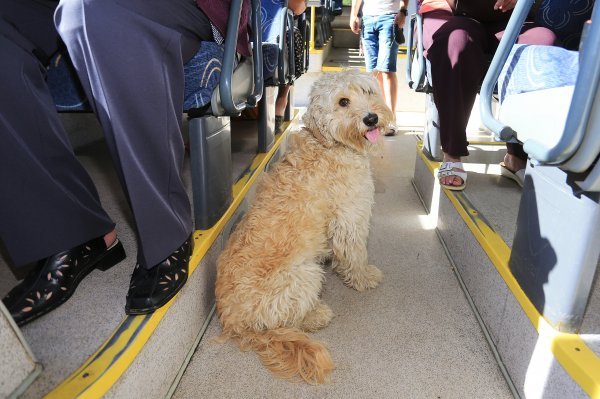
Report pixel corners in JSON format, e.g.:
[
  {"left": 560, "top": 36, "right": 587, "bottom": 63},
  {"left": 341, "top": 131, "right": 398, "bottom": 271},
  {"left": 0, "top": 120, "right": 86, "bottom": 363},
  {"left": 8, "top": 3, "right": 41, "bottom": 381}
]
[
  {"left": 494, "top": 0, "right": 517, "bottom": 12},
  {"left": 288, "top": 0, "right": 307, "bottom": 16},
  {"left": 394, "top": 0, "right": 409, "bottom": 28},
  {"left": 349, "top": 0, "right": 363, "bottom": 34}
]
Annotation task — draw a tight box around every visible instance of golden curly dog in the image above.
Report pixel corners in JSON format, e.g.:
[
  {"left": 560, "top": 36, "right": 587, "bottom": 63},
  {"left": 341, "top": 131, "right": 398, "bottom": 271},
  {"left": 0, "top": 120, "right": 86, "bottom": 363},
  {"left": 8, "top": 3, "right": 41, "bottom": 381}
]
[{"left": 215, "top": 71, "right": 394, "bottom": 384}]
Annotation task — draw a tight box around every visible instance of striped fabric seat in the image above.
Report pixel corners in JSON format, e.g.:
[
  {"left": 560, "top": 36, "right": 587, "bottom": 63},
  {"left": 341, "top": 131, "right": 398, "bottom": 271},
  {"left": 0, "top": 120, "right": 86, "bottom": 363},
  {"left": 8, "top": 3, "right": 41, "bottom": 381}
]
[
  {"left": 261, "top": 0, "right": 288, "bottom": 84},
  {"left": 47, "top": 41, "right": 226, "bottom": 113},
  {"left": 497, "top": 44, "right": 579, "bottom": 147}
]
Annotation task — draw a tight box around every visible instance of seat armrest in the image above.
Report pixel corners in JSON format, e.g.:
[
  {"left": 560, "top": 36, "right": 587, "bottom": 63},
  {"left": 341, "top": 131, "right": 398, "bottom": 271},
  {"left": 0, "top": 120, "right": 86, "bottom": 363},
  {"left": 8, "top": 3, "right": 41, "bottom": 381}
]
[
  {"left": 219, "top": 0, "right": 263, "bottom": 115},
  {"left": 286, "top": 10, "right": 296, "bottom": 83},
  {"left": 480, "top": 0, "right": 535, "bottom": 142},
  {"left": 405, "top": 13, "right": 428, "bottom": 92}
]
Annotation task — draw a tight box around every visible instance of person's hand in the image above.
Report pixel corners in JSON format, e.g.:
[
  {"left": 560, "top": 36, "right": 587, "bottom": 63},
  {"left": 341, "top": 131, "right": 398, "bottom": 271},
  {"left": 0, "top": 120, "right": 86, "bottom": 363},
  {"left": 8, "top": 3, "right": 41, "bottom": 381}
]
[
  {"left": 394, "top": 12, "right": 406, "bottom": 28},
  {"left": 350, "top": 15, "right": 360, "bottom": 34},
  {"left": 494, "top": 0, "right": 517, "bottom": 12}
]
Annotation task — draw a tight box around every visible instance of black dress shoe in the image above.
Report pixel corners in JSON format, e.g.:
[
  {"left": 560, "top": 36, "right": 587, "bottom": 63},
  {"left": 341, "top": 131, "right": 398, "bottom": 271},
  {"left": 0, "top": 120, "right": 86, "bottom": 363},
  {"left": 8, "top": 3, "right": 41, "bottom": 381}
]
[
  {"left": 2, "top": 237, "right": 126, "bottom": 326},
  {"left": 125, "top": 235, "right": 192, "bottom": 315}
]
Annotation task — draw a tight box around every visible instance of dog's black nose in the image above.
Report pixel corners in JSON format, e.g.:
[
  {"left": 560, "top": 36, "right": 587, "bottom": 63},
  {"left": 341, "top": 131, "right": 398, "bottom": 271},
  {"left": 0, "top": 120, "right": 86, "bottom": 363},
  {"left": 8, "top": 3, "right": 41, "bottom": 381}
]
[{"left": 363, "top": 113, "right": 378, "bottom": 127}]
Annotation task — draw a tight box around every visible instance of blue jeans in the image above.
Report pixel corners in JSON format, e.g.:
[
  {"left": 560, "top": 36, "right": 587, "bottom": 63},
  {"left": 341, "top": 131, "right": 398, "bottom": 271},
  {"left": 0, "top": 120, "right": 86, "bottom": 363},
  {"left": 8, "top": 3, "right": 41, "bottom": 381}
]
[{"left": 361, "top": 14, "right": 399, "bottom": 73}]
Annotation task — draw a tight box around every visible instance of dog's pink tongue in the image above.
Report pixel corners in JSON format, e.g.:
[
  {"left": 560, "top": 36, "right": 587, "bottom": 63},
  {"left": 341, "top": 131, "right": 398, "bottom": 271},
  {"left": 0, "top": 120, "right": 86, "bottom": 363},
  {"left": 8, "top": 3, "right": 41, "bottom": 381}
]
[{"left": 366, "top": 128, "right": 380, "bottom": 143}]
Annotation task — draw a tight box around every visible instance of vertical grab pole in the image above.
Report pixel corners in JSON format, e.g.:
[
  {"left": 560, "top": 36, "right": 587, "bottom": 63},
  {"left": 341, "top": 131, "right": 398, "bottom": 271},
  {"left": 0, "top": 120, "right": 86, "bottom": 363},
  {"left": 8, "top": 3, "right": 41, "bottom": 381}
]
[{"left": 310, "top": 6, "right": 316, "bottom": 51}]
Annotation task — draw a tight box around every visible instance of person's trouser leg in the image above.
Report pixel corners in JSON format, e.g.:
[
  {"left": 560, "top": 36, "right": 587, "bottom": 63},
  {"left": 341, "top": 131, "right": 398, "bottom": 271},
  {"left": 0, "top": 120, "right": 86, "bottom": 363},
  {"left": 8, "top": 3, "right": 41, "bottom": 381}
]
[
  {"left": 0, "top": 0, "right": 114, "bottom": 267},
  {"left": 55, "top": 0, "right": 213, "bottom": 268},
  {"left": 361, "top": 15, "right": 380, "bottom": 73},
  {"left": 423, "top": 11, "right": 487, "bottom": 158}
]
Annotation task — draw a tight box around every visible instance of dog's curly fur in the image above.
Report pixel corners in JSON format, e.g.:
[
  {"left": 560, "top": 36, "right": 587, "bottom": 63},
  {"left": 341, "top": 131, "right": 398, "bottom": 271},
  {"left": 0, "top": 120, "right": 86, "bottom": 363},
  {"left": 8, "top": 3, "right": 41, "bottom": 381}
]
[{"left": 215, "top": 71, "right": 394, "bottom": 384}]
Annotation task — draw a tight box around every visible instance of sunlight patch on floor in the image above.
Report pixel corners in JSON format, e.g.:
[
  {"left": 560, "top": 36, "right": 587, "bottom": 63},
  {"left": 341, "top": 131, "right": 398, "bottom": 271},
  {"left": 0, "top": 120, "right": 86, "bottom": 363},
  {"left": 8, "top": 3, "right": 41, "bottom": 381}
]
[
  {"left": 417, "top": 176, "right": 441, "bottom": 231},
  {"left": 463, "top": 162, "right": 503, "bottom": 175}
]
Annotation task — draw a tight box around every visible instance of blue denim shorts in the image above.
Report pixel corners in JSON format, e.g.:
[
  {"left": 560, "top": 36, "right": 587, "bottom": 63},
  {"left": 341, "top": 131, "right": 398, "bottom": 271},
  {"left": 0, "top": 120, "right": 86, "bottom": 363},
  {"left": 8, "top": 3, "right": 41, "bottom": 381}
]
[{"left": 361, "top": 14, "right": 399, "bottom": 73}]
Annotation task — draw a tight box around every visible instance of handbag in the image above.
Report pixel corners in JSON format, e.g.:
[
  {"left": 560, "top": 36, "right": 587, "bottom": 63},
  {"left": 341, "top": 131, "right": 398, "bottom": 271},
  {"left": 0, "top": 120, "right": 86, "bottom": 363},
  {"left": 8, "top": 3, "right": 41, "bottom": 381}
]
[
  {"left": 394, "top": 23, "right": 405, "bottom": 45},
  {"left": 447, "top": 0, "right": 512, "bottom": 22}
]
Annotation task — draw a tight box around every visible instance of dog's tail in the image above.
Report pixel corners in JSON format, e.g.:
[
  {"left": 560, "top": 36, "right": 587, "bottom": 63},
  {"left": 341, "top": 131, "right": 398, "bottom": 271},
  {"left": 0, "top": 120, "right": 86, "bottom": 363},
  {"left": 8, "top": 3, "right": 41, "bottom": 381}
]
[{"left": 238, "top": 327, "right": 334, "bottom": 384}]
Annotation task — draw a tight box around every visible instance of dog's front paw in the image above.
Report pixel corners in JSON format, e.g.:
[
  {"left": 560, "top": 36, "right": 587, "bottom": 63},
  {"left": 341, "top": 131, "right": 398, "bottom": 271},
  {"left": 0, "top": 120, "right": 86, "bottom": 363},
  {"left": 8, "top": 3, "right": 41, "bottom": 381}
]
[
  {"left": 301, "top": 302, "right": 334, "bottom": 332},
  {"left": 345, "top": 265, "right": 383, "bottom": 291}
]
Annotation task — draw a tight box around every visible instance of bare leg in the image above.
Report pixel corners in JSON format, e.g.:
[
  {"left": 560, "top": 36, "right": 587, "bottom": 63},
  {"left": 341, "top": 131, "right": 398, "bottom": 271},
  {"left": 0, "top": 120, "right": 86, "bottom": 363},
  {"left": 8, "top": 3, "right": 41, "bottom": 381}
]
[
  {"left": 104, "top": 230, "right": 118, "bottom": 248},
  {"left": 503, "top": 153, "right": 527, "bottom": 173},
  {"left": 276, "top": 85, "right": 291, "bottom": 117},
  {"left": 381, "top": 71, "right": 397, "bottom": 115},
  {"left": 372, "top": 71, "right": 385, "bottom": 101}
]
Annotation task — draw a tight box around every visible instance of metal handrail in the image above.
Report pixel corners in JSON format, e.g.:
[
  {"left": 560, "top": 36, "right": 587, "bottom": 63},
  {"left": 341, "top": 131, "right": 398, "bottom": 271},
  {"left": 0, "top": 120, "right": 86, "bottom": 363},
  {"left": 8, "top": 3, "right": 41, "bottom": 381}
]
[
  {"left": 286, "top": 10, "right": 296, "bottom": 83},
  {"left": 248, "top": 0, "right": 264, "bottom": 106}
]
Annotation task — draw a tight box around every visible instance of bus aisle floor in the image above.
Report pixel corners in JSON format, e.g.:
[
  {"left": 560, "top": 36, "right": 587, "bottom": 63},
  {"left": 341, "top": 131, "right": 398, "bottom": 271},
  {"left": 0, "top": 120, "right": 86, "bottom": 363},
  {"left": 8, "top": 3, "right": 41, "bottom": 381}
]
[{"left": 172, "top": 125, "right": 513, "bottom": 398}]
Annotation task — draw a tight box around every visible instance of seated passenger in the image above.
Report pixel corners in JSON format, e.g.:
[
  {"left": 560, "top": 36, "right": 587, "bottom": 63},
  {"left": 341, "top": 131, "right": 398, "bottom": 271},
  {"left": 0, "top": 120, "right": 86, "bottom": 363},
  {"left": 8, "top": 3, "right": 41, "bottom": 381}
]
[
  {"left": 415, "top": 0, "right": 556, "bottom": 190},
  {"left": 0, "top": 0, "right": 250, "bottom": 325}
]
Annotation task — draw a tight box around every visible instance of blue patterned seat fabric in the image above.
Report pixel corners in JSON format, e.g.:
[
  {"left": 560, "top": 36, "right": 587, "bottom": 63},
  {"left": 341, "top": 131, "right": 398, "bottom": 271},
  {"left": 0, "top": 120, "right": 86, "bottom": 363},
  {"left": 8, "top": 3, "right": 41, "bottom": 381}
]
[
  {"left": 46, "top": 53, "right": 90, "bottom": 112},
  {"left": 498, "top": 44, "right": 579, "bottom": 104},
  {"left": 182, "top": 42, "right": 225, "bottom": 111},
  {"left": 262, "top": 0, "right": 286, "bottom": 43},
  {"left": 261, "top": 0, "right": 287, "bottom": 84},
  {"left": 47, "top": 41, "right": 225, "bottom": 113},
  {"left": 535, "top": 0, "right": 595, "bottom": 50},
  {"left": 262, "top": 43, "right": 279, "bottom": 82}
]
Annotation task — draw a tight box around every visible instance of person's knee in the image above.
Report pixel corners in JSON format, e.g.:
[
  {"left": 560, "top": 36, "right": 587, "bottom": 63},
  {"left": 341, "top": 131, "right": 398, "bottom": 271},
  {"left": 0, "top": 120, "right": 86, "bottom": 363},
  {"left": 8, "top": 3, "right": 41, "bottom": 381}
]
[
  {"left": 527, "top": 27, "right": 557, "bottom": 46},
  {"left": 447, "top": 29, "right": 474, "bottom": 58},
  {"left": 55, "top": 0, "right": 111, "bottom": 40}
]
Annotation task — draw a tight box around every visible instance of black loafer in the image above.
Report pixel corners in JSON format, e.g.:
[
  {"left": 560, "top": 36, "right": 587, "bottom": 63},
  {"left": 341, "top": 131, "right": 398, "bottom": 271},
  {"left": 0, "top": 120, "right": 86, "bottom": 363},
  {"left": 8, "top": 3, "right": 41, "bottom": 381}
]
[
  {"left": 125, "top": 235, "right": 192, "bottom": 315},
  {"left": 2, "top": 237, "right": 126, "bottom": 326}
]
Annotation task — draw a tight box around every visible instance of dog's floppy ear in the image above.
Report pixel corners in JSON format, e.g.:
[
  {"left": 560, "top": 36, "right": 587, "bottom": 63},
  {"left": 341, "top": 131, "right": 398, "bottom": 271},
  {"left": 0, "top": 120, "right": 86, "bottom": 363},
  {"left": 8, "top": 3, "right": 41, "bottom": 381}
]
[{"left": 302, "top": 94, "right": 327, "bottom": 132}]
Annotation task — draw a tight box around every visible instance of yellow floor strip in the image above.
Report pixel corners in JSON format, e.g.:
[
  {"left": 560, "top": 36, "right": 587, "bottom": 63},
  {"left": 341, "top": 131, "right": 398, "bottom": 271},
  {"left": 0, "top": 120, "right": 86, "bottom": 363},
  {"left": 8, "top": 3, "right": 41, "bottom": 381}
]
[
  {"left": 417, "top": 141, "right": 600, "bottom": 398},
  {"left": 45, "top": 124, "right": 293, "bottom": 399}
]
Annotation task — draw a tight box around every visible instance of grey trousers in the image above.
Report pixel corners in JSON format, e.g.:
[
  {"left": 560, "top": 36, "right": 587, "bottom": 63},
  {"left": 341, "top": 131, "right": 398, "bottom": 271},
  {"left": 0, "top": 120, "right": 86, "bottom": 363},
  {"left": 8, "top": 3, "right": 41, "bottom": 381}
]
[{"left": 0, "top": 0, "right": 212, "bottom": 268}]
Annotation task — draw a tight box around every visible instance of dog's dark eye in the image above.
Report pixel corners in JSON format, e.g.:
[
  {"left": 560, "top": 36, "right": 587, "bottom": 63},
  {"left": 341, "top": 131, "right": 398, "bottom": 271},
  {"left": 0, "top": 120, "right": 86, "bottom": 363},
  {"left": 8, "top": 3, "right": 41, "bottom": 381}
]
[{"left": 338, "top": 98, "right": 350, "bottom": 107}]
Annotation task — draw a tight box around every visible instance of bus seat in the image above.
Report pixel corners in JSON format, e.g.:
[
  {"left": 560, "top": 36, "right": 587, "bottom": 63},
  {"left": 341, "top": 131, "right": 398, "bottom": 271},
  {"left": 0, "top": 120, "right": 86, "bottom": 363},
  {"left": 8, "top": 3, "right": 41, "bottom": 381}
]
[
  {"left": 405, "top": 12, "right": 440, "bottom": 160},
  {"left": 254, "top": 0, "right": 296, "bottom": 152},
  {"left": 481, "top": 0, "right": 595, "bottom": 159},
  {"left": 262, "top": 0, "right": 294, "bottom": 86},
  {"left": 45, "top": 0, "right": 264, "bottom": 230},
  {"left": 480, "top": 0, "right": 600, "bottom": 332},
  {"left": 535, "top": 0, "right": 594, "bottom": 51},
  {"left": 496, "top": 44, "right": 578, "bottom": 155},
  {"left": 48, "top": 42, "right": 253, "bottom": 116},
  {"left": 307, "top": 0, "right": 333, "bottom": 49}
]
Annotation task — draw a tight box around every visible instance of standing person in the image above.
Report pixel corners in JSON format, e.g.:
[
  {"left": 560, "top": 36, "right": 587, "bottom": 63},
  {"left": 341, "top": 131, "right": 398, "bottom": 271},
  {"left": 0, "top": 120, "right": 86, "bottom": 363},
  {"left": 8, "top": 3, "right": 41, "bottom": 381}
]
[
  {"left": 416, "top": 0, "right": 556, "bottom": 190},
  {"left": 0, "top": 0, "right": 250, "bottom": 325},
  {"left": 350, "top": 0, "right": 407, "bottom": 134}
]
